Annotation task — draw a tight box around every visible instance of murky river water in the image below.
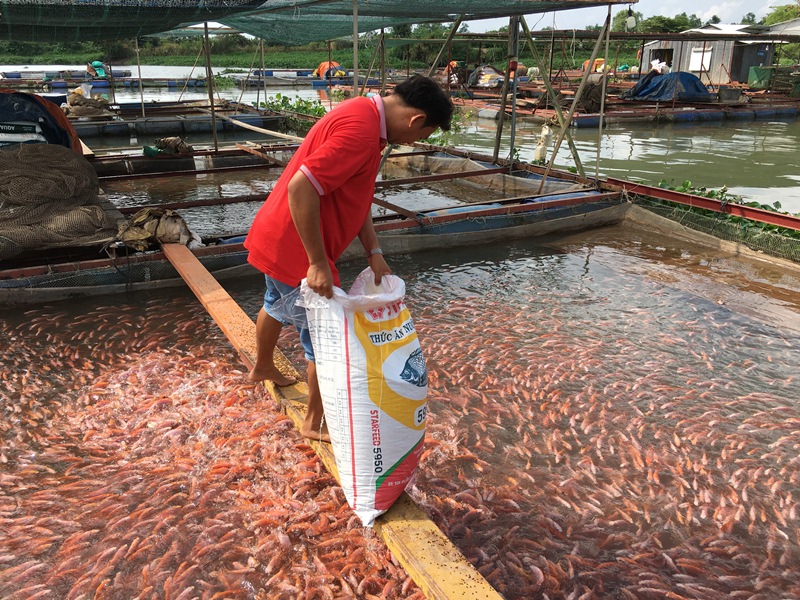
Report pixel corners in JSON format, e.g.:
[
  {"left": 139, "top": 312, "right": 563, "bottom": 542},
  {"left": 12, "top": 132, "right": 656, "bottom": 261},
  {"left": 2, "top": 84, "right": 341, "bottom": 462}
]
[
  {"left": 3, "top": 220, "right": 799, "bottom": 598},
  {"left": 450, "top": 117, "right": 800, "bottom": 214}
]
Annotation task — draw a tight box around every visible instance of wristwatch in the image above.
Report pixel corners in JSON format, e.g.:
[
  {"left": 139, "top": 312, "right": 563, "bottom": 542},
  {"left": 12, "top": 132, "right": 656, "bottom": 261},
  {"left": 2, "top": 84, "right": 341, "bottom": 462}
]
[{"left": 367, "top": 247, "right": 383, "bottom": 258}]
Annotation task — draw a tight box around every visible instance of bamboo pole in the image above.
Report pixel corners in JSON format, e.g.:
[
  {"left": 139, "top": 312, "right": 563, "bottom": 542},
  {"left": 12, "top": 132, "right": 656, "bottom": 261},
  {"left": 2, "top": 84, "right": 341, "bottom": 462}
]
[
  {"left": 380, "top": 29, "right": 387, "bottom": 95},
  {"left": 260, "top": 41, "right": 268, "bottom": 108},
  {"left": 638, "top": 38, "right": 645, "bottom": 78},
  {"left": 203, "top": 22, "right": 218, "bottom": 152},
  {"left": 426, "top": 16, "right": 464, "bottom": 77},
  {"left": 327, "top": 40, "right": 333, "bottom": 109},
  {"left": 360, "top": 32, "right": 382, "bottom": 95},
  {"left": 352, "top": 0, "right": 358, "bottom": 94},
  {"left": 520, "top": 17, "right": 585, "bottom": 177},
  {"left": 537, "top": 12, "right": 610, "bottom": 194},
  {"left": 492, "top": 50, "right": 512, "bottom": 163},
  {"left": 508, "top": 16, "right": 520, "bottom": 163},
  {"left": 236, "top": 43, "right": 261, "bottom": 111},
  {"left": 134, "top": 37, "right": 145, "bottom": 118},
  {"left": 492, "top": 17, "right": 520, "bottom": 164},
  {"left": 595, "top": 5, "right": 612, "bottom": 180},
  {"left": 698, "top": 40, "right": 711, "bottom": 89}
]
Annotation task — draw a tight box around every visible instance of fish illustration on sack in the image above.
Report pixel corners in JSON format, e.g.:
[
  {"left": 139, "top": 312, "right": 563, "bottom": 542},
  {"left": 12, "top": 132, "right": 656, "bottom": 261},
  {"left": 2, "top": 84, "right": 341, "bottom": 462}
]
[{"left": 400, "top": 347, "right": 428, "bottom": 387}]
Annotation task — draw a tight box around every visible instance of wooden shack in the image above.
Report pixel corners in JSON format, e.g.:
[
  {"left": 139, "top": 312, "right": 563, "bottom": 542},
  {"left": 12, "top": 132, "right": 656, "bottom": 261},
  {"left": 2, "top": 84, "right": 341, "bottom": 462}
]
[{"left": 642, "top": 24, "right": 776, "bottom": 85}]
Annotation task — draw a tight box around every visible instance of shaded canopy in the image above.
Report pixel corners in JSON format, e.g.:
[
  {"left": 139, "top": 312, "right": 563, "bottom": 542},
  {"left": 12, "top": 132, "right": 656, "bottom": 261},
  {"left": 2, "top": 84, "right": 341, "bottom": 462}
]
[
  {"left": 0, "top": 0, "right": 265, "bottom": 43},
  {"left": 223, "top": 0, "right": 627, "bottom": 45},
  {"left": 0, "top": 0, "right": 630, "bottom": 44}
]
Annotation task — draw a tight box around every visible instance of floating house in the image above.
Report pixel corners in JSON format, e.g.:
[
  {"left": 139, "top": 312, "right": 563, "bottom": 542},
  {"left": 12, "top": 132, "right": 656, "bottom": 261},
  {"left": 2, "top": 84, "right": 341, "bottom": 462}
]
[{"left": 642, "top": 24, "right": 777, "bottom": 85}]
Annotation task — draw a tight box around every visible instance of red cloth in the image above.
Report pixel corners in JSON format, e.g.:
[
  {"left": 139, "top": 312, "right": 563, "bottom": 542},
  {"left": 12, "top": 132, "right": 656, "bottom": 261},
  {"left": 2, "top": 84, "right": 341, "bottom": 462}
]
[{"left": 245, "top": 96, "right": 385, "bottom": 287}]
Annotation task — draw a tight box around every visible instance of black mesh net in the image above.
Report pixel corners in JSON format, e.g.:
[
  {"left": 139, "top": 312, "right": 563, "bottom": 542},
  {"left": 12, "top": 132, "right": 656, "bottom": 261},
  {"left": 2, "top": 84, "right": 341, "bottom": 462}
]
[
  {"left": 636, "top": 197, "right": 800, "bottom": 266},
  {"left": 0, "top": 0, "right": 627, "bottom": 43}
]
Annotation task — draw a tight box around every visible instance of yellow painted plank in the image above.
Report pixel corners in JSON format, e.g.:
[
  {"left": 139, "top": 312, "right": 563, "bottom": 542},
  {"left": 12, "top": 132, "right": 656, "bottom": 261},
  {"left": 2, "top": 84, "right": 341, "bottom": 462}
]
[
  {"left": 162, "top": 243, "right": 503, "bottom": 600},
  {"left": 80, "top": 139, "right": 94, "bottom": 158}
]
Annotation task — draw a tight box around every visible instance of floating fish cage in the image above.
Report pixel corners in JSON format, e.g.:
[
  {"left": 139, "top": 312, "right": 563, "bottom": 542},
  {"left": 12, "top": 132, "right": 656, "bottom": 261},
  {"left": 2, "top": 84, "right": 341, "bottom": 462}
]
[{"left": 634, "top": 197, "right": 800, "bottom": 266}]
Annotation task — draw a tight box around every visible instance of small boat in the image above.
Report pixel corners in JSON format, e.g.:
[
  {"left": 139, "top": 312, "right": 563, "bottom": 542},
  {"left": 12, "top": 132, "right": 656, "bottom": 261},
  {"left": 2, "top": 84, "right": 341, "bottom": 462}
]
[
  {"left": 0, "top": 238, "right": 254, "bottom": 305},
  {"left": 68, "top": 99, "right": 287, "bottom": 138},
  {"left": 0, "top": 69, "right": 132, "bottom": 79}
]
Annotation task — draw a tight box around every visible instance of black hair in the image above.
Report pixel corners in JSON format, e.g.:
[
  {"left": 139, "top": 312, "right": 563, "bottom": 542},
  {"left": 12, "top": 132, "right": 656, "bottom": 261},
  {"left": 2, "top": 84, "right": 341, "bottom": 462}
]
[{"left": 392, "top": 74, "right": 454, "bottom": 132}]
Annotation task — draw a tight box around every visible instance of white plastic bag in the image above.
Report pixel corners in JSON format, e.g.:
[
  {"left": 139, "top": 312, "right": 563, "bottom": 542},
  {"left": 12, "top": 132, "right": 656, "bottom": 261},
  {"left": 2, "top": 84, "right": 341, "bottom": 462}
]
[{"left": 299, "top": 268, "right": 428, "bottom": 527}]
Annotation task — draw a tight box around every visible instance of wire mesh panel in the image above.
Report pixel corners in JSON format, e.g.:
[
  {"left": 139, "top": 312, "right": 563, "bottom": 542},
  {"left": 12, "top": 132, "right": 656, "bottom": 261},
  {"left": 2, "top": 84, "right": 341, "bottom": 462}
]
[{"left": 636, "top": 197, "right": 800, "bottom": 265}]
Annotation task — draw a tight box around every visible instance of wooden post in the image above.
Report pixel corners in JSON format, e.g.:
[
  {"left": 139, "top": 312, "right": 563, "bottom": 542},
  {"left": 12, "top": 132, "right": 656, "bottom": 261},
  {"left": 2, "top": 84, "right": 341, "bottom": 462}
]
[
  {"left": 203, "top": 22, "right": 218, "bottom": 152},
  {"left": 520, "top": 17, "right": 585, "bottom": 177},
  {"left": 352, "top": 0, "right": 359, "bottom": 94},
  {"left": 134, "top": 37, "right": 146, "bottom": 118},
  {"left": 538, "top": 12, "right": 610, "bottom": 193},
  {"left": 595, "top": 5, "right": 612, "bottom": 179}
]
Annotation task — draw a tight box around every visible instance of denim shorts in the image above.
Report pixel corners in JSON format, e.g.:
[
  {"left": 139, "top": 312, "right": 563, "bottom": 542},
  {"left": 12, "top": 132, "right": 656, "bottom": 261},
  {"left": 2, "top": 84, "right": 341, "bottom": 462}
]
[{"left": 263, "top": 275, "right": 315, "bottom": 362}]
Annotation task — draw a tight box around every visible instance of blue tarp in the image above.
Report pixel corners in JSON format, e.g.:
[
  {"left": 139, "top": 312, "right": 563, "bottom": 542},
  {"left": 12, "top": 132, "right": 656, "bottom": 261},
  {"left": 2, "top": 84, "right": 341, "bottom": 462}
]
[{"left": 620, "top": 71, "right": 715, "bottom": 102}]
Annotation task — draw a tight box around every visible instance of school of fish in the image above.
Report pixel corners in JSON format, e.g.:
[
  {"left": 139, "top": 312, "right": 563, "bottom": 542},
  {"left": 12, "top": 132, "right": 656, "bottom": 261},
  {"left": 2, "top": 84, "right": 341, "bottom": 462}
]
[
  {"left": 1, "top": 297, "right": 422, "bottom": 600},
  {"left": 397, "top": 243, "right": 800, "bottom": 600},
  {"left": 2, "top": 235, "right": 799, "bottom": 600}
]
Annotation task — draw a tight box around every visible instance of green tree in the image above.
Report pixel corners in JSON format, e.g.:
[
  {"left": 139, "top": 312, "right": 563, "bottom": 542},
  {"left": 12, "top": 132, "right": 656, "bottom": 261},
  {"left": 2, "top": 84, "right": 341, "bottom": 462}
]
[
  {"left": 740, "top": 12, "right": 758, "bottom": 24},
  {"left": 764, "top": 2, "right": 800, "bottom": 64},
  {"left": 390, "top": 24, "right": 413, "bottom": 38},
  {"left": 763, "top": 2, "right": 800, "bottom": 25},
  {"left": 641, "top": 13, "right": 702, "bottom": 33}
]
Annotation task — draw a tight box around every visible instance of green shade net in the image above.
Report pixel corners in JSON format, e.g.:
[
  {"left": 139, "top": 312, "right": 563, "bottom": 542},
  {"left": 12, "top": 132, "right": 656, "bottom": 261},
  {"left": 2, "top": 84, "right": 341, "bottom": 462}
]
[
  {"left": 221, "top": 0, "right": 624, "bottom": 45},
  {"left": 0, "top": 0, "right": 265, "bottom": 42},
  {"left": 748, "top": 66, "right": 772, "bottom": 89},
  {"left": 0, "top": 0, "right": 629, "bottom": 44}
]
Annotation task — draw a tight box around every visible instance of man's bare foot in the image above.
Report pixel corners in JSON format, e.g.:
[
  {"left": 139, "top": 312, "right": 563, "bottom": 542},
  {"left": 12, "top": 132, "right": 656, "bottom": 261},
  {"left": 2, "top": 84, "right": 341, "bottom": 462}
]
[
  {"left": 248, "top": 366, "right": 297, "bottom": 386},
  {"left": 299, "top": 422, "right": 331, "bottom": 443}
]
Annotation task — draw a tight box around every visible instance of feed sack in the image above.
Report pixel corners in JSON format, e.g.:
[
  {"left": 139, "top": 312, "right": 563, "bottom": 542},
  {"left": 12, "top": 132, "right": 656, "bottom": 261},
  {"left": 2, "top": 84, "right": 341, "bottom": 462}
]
[{"left": 300, "top": 268, "right": 428, "bottom": 527}]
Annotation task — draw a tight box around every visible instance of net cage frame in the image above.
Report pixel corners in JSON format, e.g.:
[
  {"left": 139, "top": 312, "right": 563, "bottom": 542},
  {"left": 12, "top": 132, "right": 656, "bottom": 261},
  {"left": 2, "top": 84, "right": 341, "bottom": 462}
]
[{"left": 634, "top": 196, "right": 800, "bottom": 266}]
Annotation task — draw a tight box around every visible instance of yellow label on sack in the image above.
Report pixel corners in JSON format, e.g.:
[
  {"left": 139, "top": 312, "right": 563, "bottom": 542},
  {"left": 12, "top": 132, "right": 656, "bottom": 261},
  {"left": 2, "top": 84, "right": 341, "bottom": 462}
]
[{"left": 354, "top": 301, "right": 427, "bottom": 430}]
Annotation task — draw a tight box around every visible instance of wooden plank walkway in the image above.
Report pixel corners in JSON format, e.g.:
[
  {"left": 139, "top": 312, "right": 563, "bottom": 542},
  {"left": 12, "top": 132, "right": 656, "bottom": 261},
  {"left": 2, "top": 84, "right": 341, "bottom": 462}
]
[{"left": 161, "top": 242, "right": 503, "bottom": 600}]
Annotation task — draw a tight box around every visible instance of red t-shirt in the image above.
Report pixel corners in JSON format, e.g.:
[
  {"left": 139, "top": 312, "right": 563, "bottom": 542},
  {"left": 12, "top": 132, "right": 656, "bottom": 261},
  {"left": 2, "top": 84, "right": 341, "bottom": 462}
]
[{"left": 245, "top": 95, "right": 386, "bottom": 286}]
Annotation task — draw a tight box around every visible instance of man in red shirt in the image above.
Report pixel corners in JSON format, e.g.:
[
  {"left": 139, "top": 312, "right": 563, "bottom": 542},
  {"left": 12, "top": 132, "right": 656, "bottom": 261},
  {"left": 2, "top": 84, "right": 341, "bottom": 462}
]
[{"left": 245, "top": 75, "right": 453, "bottom": 441}]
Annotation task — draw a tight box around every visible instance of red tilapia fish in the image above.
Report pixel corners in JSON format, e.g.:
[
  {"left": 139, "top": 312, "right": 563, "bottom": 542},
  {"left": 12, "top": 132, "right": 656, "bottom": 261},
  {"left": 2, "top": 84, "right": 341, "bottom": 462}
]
[{"left": 0, "top": 298, "right": 423, "bottom": 599}]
